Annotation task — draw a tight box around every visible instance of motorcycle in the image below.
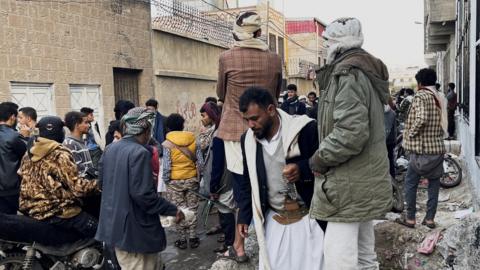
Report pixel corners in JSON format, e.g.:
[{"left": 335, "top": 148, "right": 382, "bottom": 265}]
[{"left": 0, "top": 214, "right": 104, "bottom": 270}]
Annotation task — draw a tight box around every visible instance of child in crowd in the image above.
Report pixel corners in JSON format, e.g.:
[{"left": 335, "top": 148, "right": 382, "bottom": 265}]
[{"left": 162, "top": 113, "right": 204, "bottom": 249}]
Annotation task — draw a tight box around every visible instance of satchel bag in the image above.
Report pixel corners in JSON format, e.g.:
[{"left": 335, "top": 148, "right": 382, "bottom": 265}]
[{"left": 162, "top": 140, "right": 201, "bottom": 180}]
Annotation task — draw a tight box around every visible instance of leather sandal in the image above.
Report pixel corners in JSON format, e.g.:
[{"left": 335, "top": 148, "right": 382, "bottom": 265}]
[
  {"left": 421, "top": 219, "right": 436, "bottom": 229},
  {"left": 395, "top": 216, "right": 415, "bottom": 228},
  {"left": 217, "top": 246, "right": 249, "bottom": 264}
]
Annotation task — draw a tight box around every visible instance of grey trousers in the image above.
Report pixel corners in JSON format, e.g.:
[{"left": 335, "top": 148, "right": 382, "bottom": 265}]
[{"left": 404, "top": 165, "right": 441, "bottom": 220}]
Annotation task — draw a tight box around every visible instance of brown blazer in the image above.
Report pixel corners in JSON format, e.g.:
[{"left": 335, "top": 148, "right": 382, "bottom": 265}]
[{"left": 216, "top": 47, "right": 282, "bottom": 141}]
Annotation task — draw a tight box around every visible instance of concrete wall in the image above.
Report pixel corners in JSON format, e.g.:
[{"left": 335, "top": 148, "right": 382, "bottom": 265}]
[
  {"left": 152, "top": 30, "right": 227, "bottom": 132},
  {"left": 0, "top": 0, "right": 154, "bottom": 132},
  {"left": 287, "top": 77, "right": 315, "bottom": 96},
  {"left": 287, "top": 32, "right": 325, "bottom": 65},
  {"left": 457, "top": 119, "right": 480, "bottom": 209},
  {"left": 427, "top": 0, "right": 456, "bottom": 22}
]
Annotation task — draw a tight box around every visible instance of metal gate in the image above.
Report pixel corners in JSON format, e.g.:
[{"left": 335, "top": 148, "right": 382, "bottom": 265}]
[{"left": 113, "top": 68, "right": 140, "bottom": 106}]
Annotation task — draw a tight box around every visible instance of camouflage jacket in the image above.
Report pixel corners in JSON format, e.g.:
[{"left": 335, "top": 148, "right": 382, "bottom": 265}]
[{"left": 19, "top": 138, "right": 98, "bottom": 220}]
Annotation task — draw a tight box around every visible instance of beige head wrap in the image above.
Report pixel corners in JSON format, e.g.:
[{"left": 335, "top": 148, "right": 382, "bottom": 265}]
[{"left": 233, "top": 12, "right": 269, "bottom": 51}]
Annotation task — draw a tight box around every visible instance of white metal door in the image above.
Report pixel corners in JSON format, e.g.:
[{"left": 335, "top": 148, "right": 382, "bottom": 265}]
[
  {"left": 69, "top": 85, "right": 104, "bottom": 133},
  {"left": 10, "top": 83, "right": 54, "bottom": 119}
]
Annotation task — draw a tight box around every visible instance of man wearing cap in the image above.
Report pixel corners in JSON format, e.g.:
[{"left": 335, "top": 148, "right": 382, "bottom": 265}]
[
  {"left": 96, "top": 107, "right": 184, "bottom": 270},
  {"left": 309, "top": 18, "right": 392, "bottom": 269},
  {"left": 216, "top": 11, "right": 282, "bottom": 261},
  {"left": 18, "top": 116, "right": 99, "bottom": 238}
]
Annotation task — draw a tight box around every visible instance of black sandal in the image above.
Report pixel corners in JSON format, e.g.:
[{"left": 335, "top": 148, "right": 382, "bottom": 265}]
[
  {"left": 421, "top": 219, "right": 436, "bottom": 229},
  {"left": 213, "top": 244, "right": 228, "bottom": 253},
  {"left": 189, "top": 237, "right": 200, "bottom": 249},
  {"left": 217, "top": 246, "right": 249, "bottom": 263},
  {"left": 395, "top": 216, "right": 415, "bottom": 228},
  {"left": 174, "top": 238, "right": 188, "bottom": 250}
]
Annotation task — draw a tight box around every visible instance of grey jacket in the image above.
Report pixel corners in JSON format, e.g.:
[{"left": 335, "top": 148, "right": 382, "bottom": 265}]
[
  {"left": 96, "top": 137, "right": 177, "bottom": 253},
  {"left": 309, "top": 49, "right": 392, "bottom": 222}
]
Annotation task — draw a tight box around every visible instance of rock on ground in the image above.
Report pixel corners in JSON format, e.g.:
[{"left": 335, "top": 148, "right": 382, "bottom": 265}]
[{"left": 209, "top": 226, "right": 258, "bottom": 270}]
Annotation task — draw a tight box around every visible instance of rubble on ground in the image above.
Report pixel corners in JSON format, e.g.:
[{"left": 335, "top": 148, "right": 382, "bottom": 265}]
[
  {"left": 209, "top": 226, "right": 259, "bottom": 270},
  {"left": 210, "top": 161, "right": 478, "bottom": 270}
]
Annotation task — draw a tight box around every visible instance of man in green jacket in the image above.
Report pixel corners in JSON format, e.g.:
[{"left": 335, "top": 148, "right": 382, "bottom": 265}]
[{"left": 309, "top": 17, "right": 392, "bottom": 270}]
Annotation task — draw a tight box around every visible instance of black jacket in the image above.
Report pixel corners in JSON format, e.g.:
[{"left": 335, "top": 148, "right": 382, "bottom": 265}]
[
  {"left": 0, "top": 125, "right": 27, "bottom": 196},
  {"left": 96, "top": 137, "right": 177, "bottom": 253},
  {"left": 237, "top": 121, "right": 318, "bottom": 225},
  {"left": 280, "top": 96, "right": 307, "bottom": 116}
]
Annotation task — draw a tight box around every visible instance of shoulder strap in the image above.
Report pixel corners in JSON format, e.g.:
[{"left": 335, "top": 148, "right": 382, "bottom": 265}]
[{"left": 162, "top": 140, "right": 197, "bottom": 162}]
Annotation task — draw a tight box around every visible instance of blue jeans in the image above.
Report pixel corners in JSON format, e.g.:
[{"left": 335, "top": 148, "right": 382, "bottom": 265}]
[{"left": 404, "top": 165, "right": 440, "bottom": 220}]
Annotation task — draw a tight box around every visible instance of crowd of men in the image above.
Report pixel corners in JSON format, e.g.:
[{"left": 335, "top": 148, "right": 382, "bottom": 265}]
[{"left": 0, "top": 12, "right": 456, "bottom": 270}]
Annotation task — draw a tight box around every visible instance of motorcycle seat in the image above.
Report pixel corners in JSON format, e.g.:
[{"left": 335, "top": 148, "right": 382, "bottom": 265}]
[{"left": 35, "top": 238, "right": 97, "bottom": 257}]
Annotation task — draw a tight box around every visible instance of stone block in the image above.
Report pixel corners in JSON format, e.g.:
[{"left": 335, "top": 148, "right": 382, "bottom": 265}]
[
  {"left": 32, "top": 19, "right": 44, "bottom": 33},
  {"left": 8, "top": 14, "right": 27, "bottom": 29},
  {"left": 7, "top": 55, "right": 18, "bottom": 68},
  {"left": 18, "top": 56, "right": 31, "bottom": 70},
  {"left": 15, "top": 28, "right": 27, "bottom": 43}
]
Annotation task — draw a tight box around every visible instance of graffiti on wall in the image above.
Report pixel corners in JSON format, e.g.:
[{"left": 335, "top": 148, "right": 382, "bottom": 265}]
[{"left": 175, "top": 93, "right": 202, "bottom": 133}]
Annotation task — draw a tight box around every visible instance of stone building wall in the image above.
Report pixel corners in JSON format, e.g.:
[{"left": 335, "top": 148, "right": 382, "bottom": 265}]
[
  {"left": 151, "top": 29, "right": 227, "bottom": 132},
  {"left": 0, "top": 0, "right": 154, "bottom": 132}
]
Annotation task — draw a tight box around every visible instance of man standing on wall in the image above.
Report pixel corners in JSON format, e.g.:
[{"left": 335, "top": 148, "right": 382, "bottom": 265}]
[{"left": 216, "top": 11, "right": 282, "bottom": 261}]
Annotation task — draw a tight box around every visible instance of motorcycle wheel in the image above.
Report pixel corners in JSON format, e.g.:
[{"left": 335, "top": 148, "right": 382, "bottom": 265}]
[
  {"left": 391, "top": 177, "right": 405, "bottom": 213},
  {"left": 0, "top": 253, "right": 43, "bottom": 270},
  {"left": 440, "top": 157, "right": 462, "bottom": 188}
]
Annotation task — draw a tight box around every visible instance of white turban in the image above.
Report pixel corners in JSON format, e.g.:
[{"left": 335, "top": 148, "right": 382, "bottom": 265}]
[
  {"left": 233, "top": 12, "right": 268, "bottom": 51},
  {"left": 323, "top": 17, "right": 364, "bottom": 64}
]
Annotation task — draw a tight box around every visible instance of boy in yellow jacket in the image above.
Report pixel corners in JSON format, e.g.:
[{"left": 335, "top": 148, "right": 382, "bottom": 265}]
[{"left": 162, "top": 113, "right": 204, "bottom": 249}]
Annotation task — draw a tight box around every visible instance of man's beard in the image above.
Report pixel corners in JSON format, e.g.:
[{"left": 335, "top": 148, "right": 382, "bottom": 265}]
[{"left": 253, "top": 118, "right": 273, "bottom": 140}]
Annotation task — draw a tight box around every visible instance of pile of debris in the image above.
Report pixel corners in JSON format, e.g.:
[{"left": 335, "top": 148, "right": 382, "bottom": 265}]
[{"left": 209, "top": 161, "right": 478, "bottom": 270}]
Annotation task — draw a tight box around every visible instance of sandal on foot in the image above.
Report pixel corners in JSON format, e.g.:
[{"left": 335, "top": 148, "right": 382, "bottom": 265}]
[
  {"left": 174, "top": 238, "right": 188, "bottom": 250},
  {"left": 421, "top": 219, "right": 436, "bottom": 229},
  {"left": 218, "top": 246, "right": 249, "bottom": 264},
  {"left": 395, "top": 217, "right": 415, "bottom": 228},
  {"left": 206, "top": 225, "right": 222, "bottom": 235},
  {"left": 217, "top": 234, "right": 225, "bottom": 243},
  {"left": 213, "top": 244, "right": 228, "bottom": 253},
  {"left": 189, "top": 237, "right": 200, "bottom": 249}
]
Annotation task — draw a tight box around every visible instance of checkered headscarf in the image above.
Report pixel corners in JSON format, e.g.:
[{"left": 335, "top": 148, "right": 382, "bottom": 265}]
[{"left": 121, "top": 107, "right": 155, "bottom": 137}]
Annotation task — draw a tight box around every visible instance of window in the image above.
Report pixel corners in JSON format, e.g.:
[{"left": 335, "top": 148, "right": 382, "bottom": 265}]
[
  {"left": 70, "top": 84, "right": 103, "bottom": 131},
  {"left": 269, "top": 33, "right": 277, "bottom": 53},
  {"left": 277, "top": 36, "right": 285, "bottom": 62},
  {"left": 10, "top": 82, "right": 54, "bottom": 119},
  {"left": 458, "top": 0, "right": 470, "bottom": 119},
  {"left": 113, "top": 68, "right": 140, "bottom": 105}
]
